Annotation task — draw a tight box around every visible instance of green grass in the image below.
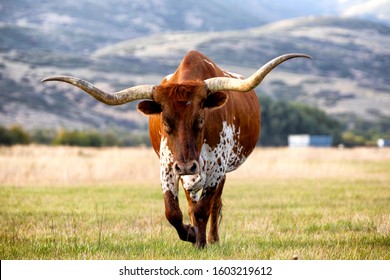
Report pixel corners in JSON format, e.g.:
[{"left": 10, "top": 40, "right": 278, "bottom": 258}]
[{"left": 1, "top": 177, "right": 389, "bottom": 259}]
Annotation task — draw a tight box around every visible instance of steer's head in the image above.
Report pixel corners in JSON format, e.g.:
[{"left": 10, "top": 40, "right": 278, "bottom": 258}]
[
  {"left": 138, "top": 81, "right": 227, "bottom": 175},
  {"left": 42, "top": 53, "right": 310, "bottom": 176}
]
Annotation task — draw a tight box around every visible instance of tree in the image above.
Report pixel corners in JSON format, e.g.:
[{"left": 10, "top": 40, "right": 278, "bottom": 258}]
[
  {"left": 0, "top": 125, "right": 30, "bottom": 145},
  {"left": 258, "top": 96, "right": 341, "bottom": 146}
]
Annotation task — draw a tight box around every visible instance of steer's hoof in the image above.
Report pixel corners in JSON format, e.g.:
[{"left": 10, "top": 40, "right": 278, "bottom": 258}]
[
  {"left": 195, "top": 240, "right": 207, "bottom": 249},
  {"left": 184, "top": 224, "right": 197, "bottom": 243},
  {"left": 193, "top": 226, "right": 198, "bottom": 237}
]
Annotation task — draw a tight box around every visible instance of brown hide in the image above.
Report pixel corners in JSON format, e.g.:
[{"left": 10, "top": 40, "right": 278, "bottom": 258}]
[{"left": 148, "top": 50, "right": 260, "bottom": 161}]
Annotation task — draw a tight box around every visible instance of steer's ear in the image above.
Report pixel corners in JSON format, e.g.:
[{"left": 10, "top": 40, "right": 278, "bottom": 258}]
[
  {"left": 204, "top": 92, "right": 228, "bottom": 109},
  {"left": 137, "top": 101, "right": 162, "bottom": 115}
]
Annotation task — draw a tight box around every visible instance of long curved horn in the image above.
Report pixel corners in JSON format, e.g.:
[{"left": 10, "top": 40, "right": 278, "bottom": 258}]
[
  {"left": 41, "top": 76, "right": 155, "bottom": 105},
  {"left": 205, "top": 53, "right": 311, "bottom": 93}
]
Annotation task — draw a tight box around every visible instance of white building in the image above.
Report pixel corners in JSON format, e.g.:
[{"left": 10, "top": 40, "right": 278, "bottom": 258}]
[
  {"left": 288, "top": 135, "right": 333, "bottom": 148},
  {"left": 377, "top": 138, "right": 390, "bottom": 148}
]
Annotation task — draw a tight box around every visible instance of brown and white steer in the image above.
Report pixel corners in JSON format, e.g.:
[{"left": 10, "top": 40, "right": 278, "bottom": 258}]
[{"left": 43, "top": 50, "right": 310, "bottom": 248}]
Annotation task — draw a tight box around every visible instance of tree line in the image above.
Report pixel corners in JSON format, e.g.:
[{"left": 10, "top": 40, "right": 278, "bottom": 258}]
[
  {"left": 1, "top": 97, "right": 388, "bottom": 147},
  {"left": 258, "top": 96, "right": 342, "bottom": 146},
  {"left": 0, "top": 126, "right": 150, "bottom": 147}
]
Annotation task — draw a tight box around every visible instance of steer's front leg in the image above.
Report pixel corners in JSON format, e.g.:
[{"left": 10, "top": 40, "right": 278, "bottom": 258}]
[
  {"left": 190, "top": 176, "right": 226, "bottom": 248},
  {"left": 163, "top": 190, "right": 197, "bottom": 243},
  {"left": 159, "top": 138, "right": 197, "bottom": 243}
]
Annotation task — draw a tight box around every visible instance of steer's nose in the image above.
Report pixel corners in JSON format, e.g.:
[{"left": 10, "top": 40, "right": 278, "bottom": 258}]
[{"left": 173, "top": 160, "right": 200, "bottom": 176}]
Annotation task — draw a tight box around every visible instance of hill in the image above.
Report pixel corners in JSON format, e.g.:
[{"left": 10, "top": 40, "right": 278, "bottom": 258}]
[
  {"left": 0, "top": 0, "right": 263, "bottom": 53},
  {"left": 1, "top": 16, "right": 389, "bottom": 134}
]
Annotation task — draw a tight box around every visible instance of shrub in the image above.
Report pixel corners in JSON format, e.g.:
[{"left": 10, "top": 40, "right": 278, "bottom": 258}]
[
  {"left": 0, "top": 125, "right": 30, "bottom": 145},
  {"left": 53, "top": 129, "right": 103, "bottom": 147}
]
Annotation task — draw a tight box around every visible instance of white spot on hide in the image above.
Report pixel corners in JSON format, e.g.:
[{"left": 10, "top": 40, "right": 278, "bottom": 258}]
[
  {"left": 159, "top": 121, "right": 246, "bottom": 200},
  {"left": 159, "top": 138, "right": 179, "bottom": 197},
  {"left": 164, "top": 73, "right": 174, "bottom": 82},
  {"left": 203, "top": 58, "right": 216, "bottom": 69},
  {"left": 223, "top": 70, "right": 245, "bottom": 80}
]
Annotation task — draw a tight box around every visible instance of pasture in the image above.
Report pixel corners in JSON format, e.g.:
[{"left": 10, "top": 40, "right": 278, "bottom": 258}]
[{"left": 0, "top": 146, "right": 389, "bottom": 259}]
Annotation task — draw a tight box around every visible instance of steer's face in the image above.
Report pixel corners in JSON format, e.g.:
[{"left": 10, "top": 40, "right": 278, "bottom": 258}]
[{"left": 138, "top": 81, "right": 227, "bottom": 176}]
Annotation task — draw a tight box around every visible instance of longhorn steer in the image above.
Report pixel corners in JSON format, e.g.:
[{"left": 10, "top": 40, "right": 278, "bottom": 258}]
[{"left": 43, "top": 50, "right": 310, "bottom": 248}]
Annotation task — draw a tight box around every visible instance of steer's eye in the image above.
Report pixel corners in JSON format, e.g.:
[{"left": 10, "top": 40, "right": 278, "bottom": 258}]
[
  {"left": 198, "top": 117, "right": 205, "bottom": 129},
  {"left": 163, "top": 123, "right": 170, "bottom": 133},
  {"left": 163, "top": 121, "right": 172, "bottom": 134}
]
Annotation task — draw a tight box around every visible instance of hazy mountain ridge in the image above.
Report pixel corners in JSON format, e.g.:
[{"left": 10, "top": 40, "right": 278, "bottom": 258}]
[
  {"left": 1, "top": 12, "right": 389, "bottom": 131},
  {"left": 0, "top": 0, "right": 264, "bottom": 54},
  {"left": 92, "top": 16, "right": 390, "bottom": 122}
]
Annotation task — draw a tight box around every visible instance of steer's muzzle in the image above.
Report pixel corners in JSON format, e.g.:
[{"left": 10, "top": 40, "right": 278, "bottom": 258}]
[{"left": 173, "top": 160, "right": 200, "bottom": 176}]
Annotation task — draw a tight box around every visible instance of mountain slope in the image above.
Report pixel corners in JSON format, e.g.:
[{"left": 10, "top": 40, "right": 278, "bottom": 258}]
[
  {"left": 1, "top": 16, "right": 389, "bottom": 132},
  {"left": 0, "top": 0, "right": 264, "bottom": 53},
  {"left": 93, "top": 17, "right": 390, "bottom": 121}
]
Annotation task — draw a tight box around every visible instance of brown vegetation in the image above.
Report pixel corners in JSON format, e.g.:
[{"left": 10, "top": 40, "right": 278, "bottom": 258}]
[{"left": 1, "top": 145, "right": 389, "bottom": 187}]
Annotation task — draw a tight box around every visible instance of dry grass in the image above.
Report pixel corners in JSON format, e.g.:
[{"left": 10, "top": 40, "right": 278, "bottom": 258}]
[
  {"left": 0, "top": 145, "right": 159, "bottom": 186},
  {"left": 1, "top": 145, "right": 389, "bottom": 259},
  {"left": 1, "top": 145, "right": 389, "bottom": 186},
  {"left": 231, "top": 147, "right": 390, "bottom": 181}
]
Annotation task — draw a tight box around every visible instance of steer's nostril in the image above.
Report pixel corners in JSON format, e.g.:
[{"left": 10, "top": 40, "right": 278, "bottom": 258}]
[
  {"left": 174, "top": 162, "right": 182, "bottom": 173},
  {"left": 190, "top": 162, "right": 198, "bottom": 174}
]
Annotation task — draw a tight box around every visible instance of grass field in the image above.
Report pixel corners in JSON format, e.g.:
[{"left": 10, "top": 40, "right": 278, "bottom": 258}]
[{"left": 0, "top": 146, "right": 389, "bottom": 259}]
